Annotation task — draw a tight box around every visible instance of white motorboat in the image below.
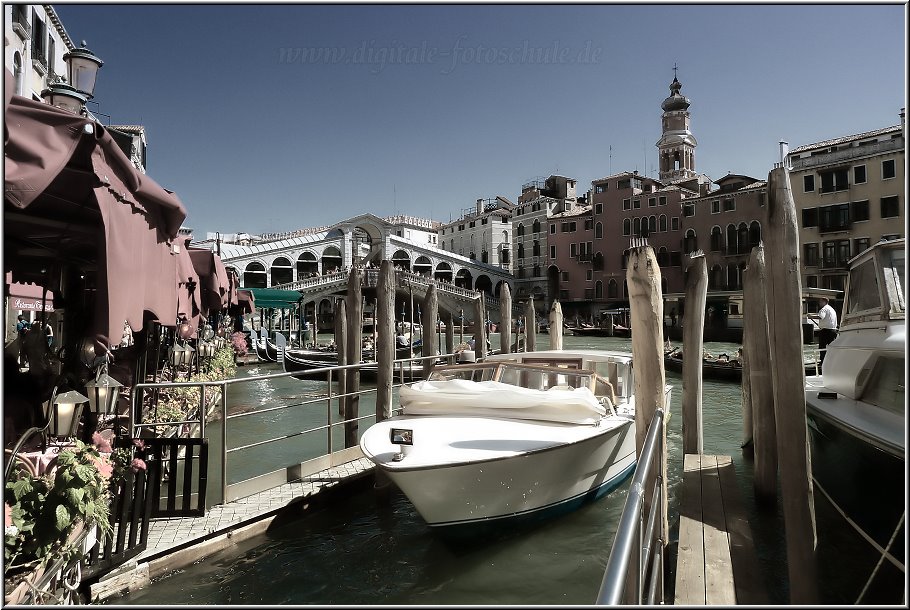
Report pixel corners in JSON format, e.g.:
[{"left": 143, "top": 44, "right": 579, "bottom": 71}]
[
  {"left": 360, "top": 349, "right": 672, "bottom": 529},
  {"left": 804, "top": 237, "right": 905, "bottom": 603}
]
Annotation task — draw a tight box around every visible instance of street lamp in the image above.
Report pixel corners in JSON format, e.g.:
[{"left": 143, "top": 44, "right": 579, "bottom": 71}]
[
  {"left": 43, "top": 387, "right": 89, "bottom": 439},
  {"left": 41, "top": 41, "right": 103, "bottom": 115},
  {"left": 85, "top": 359, "right": 123, "bottom": 415},
  {"left": 63, "top": 41, "right": 104, "bottom": 99}
]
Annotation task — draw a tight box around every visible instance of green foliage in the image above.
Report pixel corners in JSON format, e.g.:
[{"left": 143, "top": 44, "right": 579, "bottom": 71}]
[{"left": 5, "top": 441, "right": 113, "bottom": 570}]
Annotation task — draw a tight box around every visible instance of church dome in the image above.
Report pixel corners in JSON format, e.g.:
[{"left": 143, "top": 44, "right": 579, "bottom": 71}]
[{"left": 661, "top": 77, "right": 690, "bottom": 112}]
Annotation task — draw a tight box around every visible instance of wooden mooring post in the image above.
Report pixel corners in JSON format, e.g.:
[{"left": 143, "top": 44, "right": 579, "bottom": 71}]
[
  {"left": 443, "top": 308, "right": 455, "bottom": 359},
  {"left": 548, "top": 300, "right": 563, "bottom": 351},
  {"left": 626, "top": 243, "right": 667, "bottom": 542},
  {"left": 334, "top": 298, "right": 347, "bottom": 418},
  {"left": 499, "top": 282, "right": 512, "bottom": 354},
  {"left": 682, "top": 251, "right": 706, "bottom": 455},
  {"left": 344, "top": 267, "right": 362, "bottom": 448},
  {"left": 473, "top": 295, "right": 487, "bottom": 360},
  {"left": 524, "top": 297, "right": 536, "bottom": 352},
  {"left": 743, "top": 245, "right": 777, "bottom": 501},
  {"left": 421, "top": 284, "right": 438, "bottom": 378},
  {"left": 764, "top": 164, "right": 818, "bottom": 603},
  {"left": 375, "top": 260, "right": 395, "bottom": 422}
]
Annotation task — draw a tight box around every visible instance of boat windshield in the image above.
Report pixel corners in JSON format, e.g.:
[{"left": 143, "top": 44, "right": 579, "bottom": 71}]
[{"left": 846, "top": 258, "right": 881, "bottom": 315}]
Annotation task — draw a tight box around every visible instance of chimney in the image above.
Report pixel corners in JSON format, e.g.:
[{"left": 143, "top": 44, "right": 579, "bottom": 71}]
[
  {"left": 900, "top": 107, "right": 905, "bottom": 134},
  {"left": 476, "top": 198, "right": 483, "bottom": 215}
]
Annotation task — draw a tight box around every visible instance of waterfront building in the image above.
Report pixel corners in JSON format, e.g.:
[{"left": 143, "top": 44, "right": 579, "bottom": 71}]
[
  {"left": 547, "top": 203, "right": 595, "bottom": 319},
  {"left": 4, "top": 4, "right": 73, "bottom": 100},
  {"left": 437, "top": 196, "right": 515, "bottom": 272},
  {"left": 512, "top": 175, "right": 577, "bottom": 312},
  {"left": 676, "top": 173, "right": 768, "bottom": 330},
  {"left": 107, "top": 125, "right": 148, "bottom": 174},
  {"left": 786, "top": 110, "right": 906, "bottom": 296}
]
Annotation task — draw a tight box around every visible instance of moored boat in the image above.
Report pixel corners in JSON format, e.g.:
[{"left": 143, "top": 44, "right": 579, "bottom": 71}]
[
  {"left": 663, "top": 347, "right": 818, "bottom": 382},
  {"left": 803, "top": 238, "right": 905, "bottom": 603},
  {"left": 359, "top": 349, "right": 672, "bottom": 530}
]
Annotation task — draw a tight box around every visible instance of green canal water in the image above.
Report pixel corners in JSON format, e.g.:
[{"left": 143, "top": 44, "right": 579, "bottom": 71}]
[{"left": 107, "top": 334, "right": 868, "bottom": 605}]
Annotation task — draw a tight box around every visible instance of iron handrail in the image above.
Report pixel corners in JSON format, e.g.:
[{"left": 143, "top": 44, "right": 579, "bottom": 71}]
[{"left": 596, "top": 408, "right": 665, "bottom": 605}]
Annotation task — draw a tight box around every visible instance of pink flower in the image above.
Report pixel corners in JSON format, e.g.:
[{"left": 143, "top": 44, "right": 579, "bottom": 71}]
[
  {"left": 91, "top": 455, "right": 114, "bottom": 480},
  {"left": 5, "top": 503, "right": 12, "bottom": 528},
  {"left": 130, "top": 458, "right": 147, "bottom": 473},
  {"left": 92, "top": 432, "right": 113, "bottom": 454}
]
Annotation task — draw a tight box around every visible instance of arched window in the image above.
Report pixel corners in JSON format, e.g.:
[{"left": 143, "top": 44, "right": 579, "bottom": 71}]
[
  {"left": 243, "top": 261, "right": 267, "bottom": 288},
  {"left": 727, "top": 263, "right": 740, "bottom": 289},
  {"left": 659, "top": 215, "right": 667, "bottom": 232},
  {"left": 533, "top": 264, "right": 541, "bottom": 277},
  {"left": 726, "top": 224, "right": 737, "bottom": 255},
  {"left": 737, "top": 223, "right": 749, "bottom": 254},
  {"left": 648, "top": 216, "right": 657, "bottom": 234},
  {"left": 593, "top": 252, "right": 604, "bottom": 271},
  {"left": 710, "top": 226, "right": 723, "bottom": 252},
  {"left": 595, "top": 281, "right": 604, "bottom": 299},
  {"left": 749, "top": 221, "right": 762, "bottom": 248},
  {"left": 710, "top": 264, "right": 724, "bottom": 290},
  {"left": 517, "top": 243, "right": 525, "bottom": 259},
  {"left": 684, "top": 229, "right": 698, "bottom": 253},
  {"left": 633, "top": 217, "right": 641, "bottom": 236},
  {"left": 271, "top": 257, "right": 293, "bottom": 286},
  {"left": 595, "top": 222, "right": 603, "bottom": 239},
  {"left": 532, "top": 219, "right": 541, "bottom": 234},
  {"left": 517, "top": 223, "right": 525, "bottom": 236},
  {"left": 657, "top": 247, "right": 670, "bottom": 267},
  {"left": 13, "top": 52, "right": 23, "bottom": 96},
  {"left": 623, "top": 218, "right": 631, "bottom": 236},
  {"left": 532, "top": 240, "right": 540, "bottom": 257},
  {"left": 608, "top": 279, "right": 618, "bottom": 298}
]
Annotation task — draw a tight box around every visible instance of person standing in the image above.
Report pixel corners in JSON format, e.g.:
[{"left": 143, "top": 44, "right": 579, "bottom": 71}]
[
  {"left": 15, "top": 315, "right": 29, "bottom": 367},
  {"left": 812, "top": 297, "right": 839, "bottom": 364}
]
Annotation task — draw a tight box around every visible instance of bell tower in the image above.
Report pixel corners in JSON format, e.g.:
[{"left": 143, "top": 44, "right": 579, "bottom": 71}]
[{"left": 656, "top": 66, "right": 697, "bottom": 183}]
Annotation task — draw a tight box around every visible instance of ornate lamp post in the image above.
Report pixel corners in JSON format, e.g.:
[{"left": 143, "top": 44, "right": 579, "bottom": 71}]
[{"left": 41, "top": 41, "right": 103, "bottom": 115}]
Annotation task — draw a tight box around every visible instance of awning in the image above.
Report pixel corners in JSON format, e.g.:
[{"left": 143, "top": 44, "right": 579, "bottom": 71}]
[
  {"left": 231, "top": 289, "right": 255, "bottom": 315},
  {"left": 188, "top": 247, "right": 231, "bottom": 312},
  {"left": 4, "top": 84, "right": 187, "bottom": 347},
  {"left": 243, "top": 287, "right": 301, "bottom": 309},
  {"left": 6, "top": 278, "right": 55, "bottom": 312}
]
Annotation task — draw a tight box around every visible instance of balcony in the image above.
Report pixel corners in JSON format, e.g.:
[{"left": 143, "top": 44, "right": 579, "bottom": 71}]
[
  {"left": 12, "top": 9, "right": 30, "bottom": 39},
  {"left": 820, "top": 258, "right": 849, "bottom": 270},
  {"left": 818, "top": 220, "right": 852, "bottom": 234}
]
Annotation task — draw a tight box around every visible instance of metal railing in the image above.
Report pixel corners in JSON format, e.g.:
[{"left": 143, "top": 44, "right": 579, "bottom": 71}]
[
  {"left": 131, "top": 353, "right": 447, "bottom": 507},
  {"left": 596, "top": 408, "right": 666, "bottom": 605}
]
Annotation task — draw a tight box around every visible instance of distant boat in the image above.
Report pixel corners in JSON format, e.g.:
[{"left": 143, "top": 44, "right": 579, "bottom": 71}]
[{"left": 664, "top": 347, "right": 817, "bottom": 382}]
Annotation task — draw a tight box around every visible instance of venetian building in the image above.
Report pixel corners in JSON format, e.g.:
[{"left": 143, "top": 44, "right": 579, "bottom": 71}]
[{"left": 656, "top": 75, "right": 698, "bottom": 183}]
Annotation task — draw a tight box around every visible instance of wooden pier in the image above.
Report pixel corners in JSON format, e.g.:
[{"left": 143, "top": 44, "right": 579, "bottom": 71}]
[{"left": 674, "top": 454, "right": 766, "bottom": 605}]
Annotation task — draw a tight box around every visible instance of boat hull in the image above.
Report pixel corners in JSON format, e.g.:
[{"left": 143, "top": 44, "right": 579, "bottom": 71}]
[{"left": 363, "top": 416, "right": 636, "bottom": 527}]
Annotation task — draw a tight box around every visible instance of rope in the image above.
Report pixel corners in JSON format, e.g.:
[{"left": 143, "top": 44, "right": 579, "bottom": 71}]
[
  {"left": 815, "top": 479, "right": 905, "bottom": 572},
  {"left": 856, "top": 510, "right": 905, "bottom": 604}
]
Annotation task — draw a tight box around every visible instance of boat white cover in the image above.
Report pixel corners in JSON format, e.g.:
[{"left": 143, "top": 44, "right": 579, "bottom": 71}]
[{"left": 399, "top": 379, "right": 607, "bottom": 425}]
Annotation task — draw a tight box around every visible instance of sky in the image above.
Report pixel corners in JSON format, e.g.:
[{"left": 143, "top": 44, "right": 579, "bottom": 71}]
[{"left": 52, "top": 2, "right": 907, "bottom": 239}]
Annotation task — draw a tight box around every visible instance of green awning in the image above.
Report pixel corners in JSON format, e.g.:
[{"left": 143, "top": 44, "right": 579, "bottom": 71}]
[{"left": 244, "top": 287, "right": 302, "bottom": 309}]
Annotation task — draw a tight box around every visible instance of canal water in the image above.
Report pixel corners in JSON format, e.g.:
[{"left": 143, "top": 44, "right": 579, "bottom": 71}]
[{"left": 108, "top": 334, "right": 856, "bottom": 605}]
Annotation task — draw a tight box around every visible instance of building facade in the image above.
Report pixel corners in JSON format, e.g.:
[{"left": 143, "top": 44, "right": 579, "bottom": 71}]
[
  {"left": 787, "top": 111, "right": 906, "bottom": 294},
  {"left": 512, "top": 175, "right": 577, "bottom": 311},
  {"left": 437, "top": 196, "right": 514, "bottom": 272},
  {"left": 4, "top": 4, "right": 76, "bottom": 100}
]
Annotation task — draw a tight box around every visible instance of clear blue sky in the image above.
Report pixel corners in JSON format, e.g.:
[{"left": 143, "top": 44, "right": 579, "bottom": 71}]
[{"left": 53, "top": 3, "right": 907, "bottom": 239}]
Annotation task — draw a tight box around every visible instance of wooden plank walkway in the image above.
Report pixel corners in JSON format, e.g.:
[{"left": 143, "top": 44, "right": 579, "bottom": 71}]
[{"left": 675, "top": 454, "right": 767, "bottom": 605}]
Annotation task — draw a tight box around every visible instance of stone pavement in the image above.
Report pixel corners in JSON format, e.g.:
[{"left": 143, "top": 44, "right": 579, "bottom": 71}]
[{"left": 135, "top": 456, "right": 375, "bottom": 564}]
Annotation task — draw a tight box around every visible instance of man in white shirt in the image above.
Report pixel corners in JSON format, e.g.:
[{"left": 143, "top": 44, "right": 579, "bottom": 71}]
[{"left": 811, "top": 297, "right": 839, "bottom": 364}]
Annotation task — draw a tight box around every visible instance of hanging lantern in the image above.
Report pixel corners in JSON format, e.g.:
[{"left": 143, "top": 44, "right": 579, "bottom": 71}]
[
  {"left": 85, "top": 366, "right": 123, "bottom": 415},
  {"left": 169, "top": 342, "right": 187, "bottom": 367},
  {"left": 43, "top": 389, "right": 89, "bottom": 438},
  {"left": 181, "top": 343, "right": 195, "bottom": 366}
]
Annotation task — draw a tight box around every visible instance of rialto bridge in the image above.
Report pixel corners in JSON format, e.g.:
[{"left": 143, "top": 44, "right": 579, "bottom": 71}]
[{"left": 212, "top": 214, "right": 516, "bottom": 327}]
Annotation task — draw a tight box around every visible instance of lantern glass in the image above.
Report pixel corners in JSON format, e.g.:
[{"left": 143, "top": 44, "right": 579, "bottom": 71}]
[
  {"left": 41, "top": 84, "right": 86, "bottom": 114},
  {"left": 85, "top": 372, "right": 123, "bottom": 414},
  {"left": 43, "top": 390, "right": 89, "bottom": 437},
  {"left": 181, "top": 345, "right": 195, "bottom": 366},
  {"left": 169, "top": 343, "right": 186, "bottom": 367},
  {"left": 64, "top": 45, "right": 103, "bottom": 97}
]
